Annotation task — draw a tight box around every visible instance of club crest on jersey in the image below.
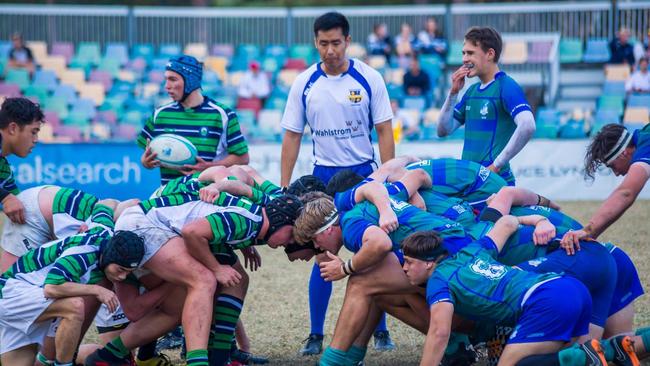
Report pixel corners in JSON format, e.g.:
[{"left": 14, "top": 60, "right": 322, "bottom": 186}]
[
  {"left": 470, "top": 258, "right": 507, "bottom": 280},
  {"left": 480, "top": 102, "right": 489, "bottom": 118},
  {"left": 200, "top": 127, "right": 208, "bottom": 137},
  {"left": 348, "top": 89, "right": 363, "bottom": 104}
]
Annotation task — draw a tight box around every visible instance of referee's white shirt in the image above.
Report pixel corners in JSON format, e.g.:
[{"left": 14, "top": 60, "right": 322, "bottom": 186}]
[{"left": 281, "top": 58, "right": 393, "bottom": 167}]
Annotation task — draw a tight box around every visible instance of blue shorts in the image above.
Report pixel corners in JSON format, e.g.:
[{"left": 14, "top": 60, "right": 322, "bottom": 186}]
[
  {"left": 509, "top": 277, "right": 591, "bottom": 344},
  {"left": 312, "top": 161, "right": 376, "bottom": 186},
  {"left": 608, "top": 245, "right": 644, "bottom": 316},
  {"left": 517, "top": 242, "right": 616, "bottom": 327}
]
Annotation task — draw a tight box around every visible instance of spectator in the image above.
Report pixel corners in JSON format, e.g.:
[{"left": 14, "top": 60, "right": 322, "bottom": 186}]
[
  {"left": 394, "top": 23, "right": 416, "bottom": 68},
  {"left": 367, "top": 22, "right": 392, "bottom": 62},
  {"left": 391, "top": 99, "right": 420, "bottom": 141},
  {"left": 417, "top": 18, "right": 448, "bottom": 59},
  {"left": 610, "top": 27, "right": 635, "bottom": 66},
  {"left": 7, "top": 32, "right": 34, "bottom": 74},
  {"left": 626, "top": 57, "right": 650, "bottom": 94},
  {"left": 237, "top": 61, "right": 271, "bottom": 103},
  {"left": 403, "top": 56, "right": 431, "bottom": 98}
]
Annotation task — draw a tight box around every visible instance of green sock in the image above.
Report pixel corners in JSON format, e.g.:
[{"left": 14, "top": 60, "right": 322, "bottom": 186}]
[
  {"left": 635, "top": 327, "right": 650, "bottom": 353},
  {"left": 558, "top": 343, "right": 586, "bottom": 366},
  {"left": 444, "top": 332, "right": 470, "bottom": 355},
  {"left": 105, "top": 336, "right": 130, "bottom": 359},
  {"left": 346, "top": 345, "right": 367, "bottom": 364},
  {"left": 320, "top": 347, "right": 349, "bottom": 366},
  {"left": 208, "top": 295, "right": 244, "bottom": 365},
  {"left": 186, "top": 349, "right": 209, "bottom": 366},
  {"left": 601, "top": 338, "right": 615, "bottom": 361}
]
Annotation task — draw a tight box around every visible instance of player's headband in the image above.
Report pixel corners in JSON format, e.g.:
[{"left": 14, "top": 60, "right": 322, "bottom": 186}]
[
  {"left": 314, "top": 209, "right": 339, "bottom": 236},
  {"left": 604, "top": 129, "right": 632, "bottom": 165}
]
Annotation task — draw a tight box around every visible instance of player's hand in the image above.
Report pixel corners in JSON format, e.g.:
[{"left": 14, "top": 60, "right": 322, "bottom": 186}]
[
  {"left": 95, "top": 287, "right": 119, "bottom": 313},
  {"left": 450, "top": 65, "right": 471, "bottom": 94},
  {"left": 560, "top": 229, "right": 586, "bottom": 255},
  {"left": 77, "top": 223, "right": 88, "bottom": 233},
  {"left": 181, "top": 157, "right": 211, "bottom": 175},
  {"left": 319, "top": 251, "right": 346, "bottom": 282},
  {"left": 2, "top": 194, "right": 25, "bottom": 224},
  {"left": 214, "top": 265, "right": 242, "bottom": 287},
  {"left": 241, "top": 247, "right": 262, "bottom": 271},
  {"left": 141, "top": 139, "right": 160, "bottom": 169},
  {"left": 378, "top": 210, "right": 399, "bottom": 233},
  {"left": 199, "top": 183, "right": 221, "bottom": 203},
  {"left": 487, "top": 164, "right": 501, "bottom": 174},
  {"left": 532, "top": 219, "right": 556, "bottom": 246},
  {"left": 409, "top": 191, "right": 426, "bottom": 210}
]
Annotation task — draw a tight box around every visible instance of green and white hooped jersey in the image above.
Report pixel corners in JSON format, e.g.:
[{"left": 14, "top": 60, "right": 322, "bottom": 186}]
[{"left": 52, "top": 187, "right": 100, "bottom": 239}]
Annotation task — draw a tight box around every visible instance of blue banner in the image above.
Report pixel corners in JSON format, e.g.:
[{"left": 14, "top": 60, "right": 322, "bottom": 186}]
[{"left": 7, "top": 143, "right": 161, "bottom": 200}]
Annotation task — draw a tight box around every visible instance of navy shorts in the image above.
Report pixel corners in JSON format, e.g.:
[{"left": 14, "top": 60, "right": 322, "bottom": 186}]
[
  {"left": 313, "top": 161, "right": 375, "bottom": 186},
  {"left": 509, "top": 277, "right": 591, "bottom": 344},
  {"left": 517, "top": 242, "right": 616, "bottom": 327},
  {"left": 607, "top": 244, "right": 644, "bottom": 316}
]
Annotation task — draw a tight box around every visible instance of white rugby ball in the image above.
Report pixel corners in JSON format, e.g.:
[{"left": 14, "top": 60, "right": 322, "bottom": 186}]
[{"left": 149, "top": 134, "right": 198, "bottom": 168}]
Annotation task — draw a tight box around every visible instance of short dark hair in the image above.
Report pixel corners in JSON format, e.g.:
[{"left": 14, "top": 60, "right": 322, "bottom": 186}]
[
  {"left": 584, "top": 123, "right": 630, "bottom": 180},
  {"left": 401, "top": 230, "right": 447, "bottom": 262},
  {"left": 325, "top": 169, "right": 364, "bottom": 197},
  {"left": 464, "top": 26, "right": 503, "bottom": 62},
  {"left": 0, "top": 97, "right": 44, "bottom": 129},
  {"left": 313, "top": 12, "right": 350, "bottom": 38}
]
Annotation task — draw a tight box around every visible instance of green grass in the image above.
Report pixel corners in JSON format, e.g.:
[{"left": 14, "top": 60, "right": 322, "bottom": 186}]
[{"left": 5, "top": 200, "right": 650, "bottom": 364}]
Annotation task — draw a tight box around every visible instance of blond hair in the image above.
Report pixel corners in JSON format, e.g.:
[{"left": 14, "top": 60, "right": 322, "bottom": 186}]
[{"left": 294, "top": 196, "right": 337, "bottom": 244}]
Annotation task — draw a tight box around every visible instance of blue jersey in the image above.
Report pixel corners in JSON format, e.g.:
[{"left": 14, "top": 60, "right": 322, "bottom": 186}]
[{"left": 631, "top": 124, "right": 650, "bottom": 166}]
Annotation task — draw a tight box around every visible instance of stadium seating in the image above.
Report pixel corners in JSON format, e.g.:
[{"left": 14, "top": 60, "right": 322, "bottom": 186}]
[
  {"left": 627, "top": 94, "right": 650, "bottom": 108},
  {"left": 559, "top": 38, "right": 583, "bottom": 64},
  {"left": 583, "top": 38, "right": 610, "bottom": 63},
  {"left": 501, "top": 41, "right": 528, "bottom": 64},
  {"left": 623, "top": 107, "right": 650, "bottom": 125}
]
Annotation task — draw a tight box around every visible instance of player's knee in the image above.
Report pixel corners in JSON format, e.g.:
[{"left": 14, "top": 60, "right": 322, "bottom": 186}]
[{"left": 62, "top": 297, "right": 85, "bottom": 323}]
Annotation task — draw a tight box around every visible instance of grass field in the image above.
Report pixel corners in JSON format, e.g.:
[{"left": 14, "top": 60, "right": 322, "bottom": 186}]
[{"left": 6, "top": 201, "right": 650, "bottom": 365}]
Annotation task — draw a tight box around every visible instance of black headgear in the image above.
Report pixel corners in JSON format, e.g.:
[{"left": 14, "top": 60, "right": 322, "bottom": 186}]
[
  {"left": 100, "top": 231, "right": 145, "bottom": 270},
  {"left": 287, "top": 175, "right": 326, "bottom": 197},
  {"left": 265, "top": 194, "right": 303, "bottom": 241}
]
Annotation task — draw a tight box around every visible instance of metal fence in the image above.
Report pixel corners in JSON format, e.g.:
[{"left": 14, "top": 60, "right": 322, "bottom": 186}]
[{"left": 1, "top": 1, "right": 649, "bottom": 47}]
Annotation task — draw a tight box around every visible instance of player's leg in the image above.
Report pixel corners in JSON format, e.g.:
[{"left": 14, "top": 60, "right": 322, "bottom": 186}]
[
  {"left": 0, "top": 344, "right": 38, "bottom": 366},
  {"left": 36, "top": 297, "right": 86, "bottom": 365},
  {"left": 604, "top": 246, "right": 643, "bottom": 338},
  {"left": 301, "top": 261, "right": 332, "bottom": 355}
]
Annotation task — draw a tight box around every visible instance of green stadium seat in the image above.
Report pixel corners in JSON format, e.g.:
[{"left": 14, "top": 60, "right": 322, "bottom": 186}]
[
  {"left": 236, "top": 44, "right": 260, "bottom": 62},
  {"left": 558, "top": 121, "right": 587, "bottom": 138},
  {"left": 23, "top": 84, "right": 49, "bottom": 104},
  {"left": 132, "top": 43, "right": 155, "bottom": 61},
  {"left": 122, "top": 110, "right": 145, "bottom": 126},
  {"left": 5, "top": 69, "right": 30, "bottom": 90},
  {"left": 534, "top": 124, "right": 559, "bottom": 139},
  {"left": 559, "top": 38, "right": 583, "bottom": 64},
  {"left": 289, "top": 44, "right": 314, "bottom": 64},
  {"left": 97, "top": 58, "right": 121, "bottom": 77},
  {"left": 598, "top": 95, "right": 625, "bottom": 116},
  {"left": 74, "top": 42, "right": 101, "bottom": 66},
  {"left": 446, "top": 41, "right": 463, "bottom": 65},
  {"left": 44, "top": 97, "right": 69, "bottom": 120},
  {"left": 64, "top": 111, "right": 91, "bottom": 127}
]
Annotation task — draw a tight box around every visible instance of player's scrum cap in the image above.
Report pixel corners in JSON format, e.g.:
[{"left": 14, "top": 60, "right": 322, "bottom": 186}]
[
  {"left": 287, "top": 175, "right": 326, "bottom": 197},
  {"left": 166, "top": 55, "right": 203, "bottom": 99},
  {"left": 604, "top": 128, "right": 633, "bottom": 165},
  {"left": 265, "top": 194, "right": 303, "bottom": 241},
  {"left": 100, "top": 231, "right": 145, "bottom": 270}
]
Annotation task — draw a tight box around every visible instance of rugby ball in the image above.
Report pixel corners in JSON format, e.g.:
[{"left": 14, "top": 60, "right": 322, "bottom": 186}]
[{"left": 149, "top": 134, "right": 198, "bottom": 168}]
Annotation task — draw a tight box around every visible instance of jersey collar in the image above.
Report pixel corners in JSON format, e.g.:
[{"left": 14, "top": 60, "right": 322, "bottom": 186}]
[
  {"left": 317, "top": 58, "right": 353, "bottom": 78},
  {"left": 477, "top": 71, "right": 505, "bottom": 92}
]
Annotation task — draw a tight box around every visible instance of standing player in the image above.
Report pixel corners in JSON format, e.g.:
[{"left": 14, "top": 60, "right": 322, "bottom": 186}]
[
  {"left": 0, "top": 97, "right": 43, "bottom": 224},
  {"left": 138, "top": 55, "right": 249, "bottom": 186},
  {"left": 561, "top": 124, "right": 650, "bottom": 247},
  {"left": 280, "top": 11, "right": 396, "bottom": 354},
  {"left": 437, "top": 27, "right": 536, "bottom": 185}
]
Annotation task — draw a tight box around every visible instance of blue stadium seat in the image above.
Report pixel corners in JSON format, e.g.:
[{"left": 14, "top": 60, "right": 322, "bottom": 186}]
[
  {"left": 420, "top": 125, "right": 439, "bottom": 140},
  {"left": 52, "top": 84, "right": 77, "bottom": 104},
  {"left": 132, "top": 43, "right": 155, "bottom": 61},
  {"left": 105, "top": 43, "right": 129, "bottom": 66},
  {"left": 593, "top": 109, "right": 621, "bottom": 125},
  {"left": 73, "top": 42, "right": 101, "bottom": 67},
  {"left": 402, "top": 96, "right": 427, "bottom": 111},
  {"left": 122, "top": 110, "right": 145, "bottom": 126},
  {"left": 536, "top": 108, "right": 561, "bottom": 125},
  {"left": 159, "top": 43, "right": 182, "bottom": 59},
  {"left": 264, "top": 96, "right": 286, "bottom": 111},
  {"left": 446, "top": 41, "right": 463, "bottom": 65},
  {"left": 64, "top": 111, "right": 91, "bottom": 127},
  {"left": 419, "top": 55, "right": 443, "bottom": 80},
  {"left": 70, "top": 98, "right": 97, "bottom": 119},
  {"left": 43, "top": 96, "right": 69, "bottom": 120},
  {"left": 236, "top": 44, "right": 260, "bottom": 62},
  {"left": 33, "top": 70, "right": 58, "bottom": 92},
  {"left": 558, "top": 121, "right": 587, "bottom": 139},
  {"left": 602, "top": 81, "right": 626, "bottom": 96},
  {"left": 583, "top": 38, "right": 610, "bottom": 63},
  {"left": 628, "top": 94, "right": 650, "bottom": 108},
  {"left": 534, "top": 124, "right": 559, "bottom": 139},
  {"left": 387, "top": 84, "right": 405, "bottom": 101},
  {"left": 0, "top": 41, "right": 11, "bottom": 59},
  {"left": 598, "top": 95, "right": 625, "bottom": 116},
  {"left": 124, "top": 98, "right": 153, "bottom": 113},
  {"left": 264, "top": 44, "right": 287, "bottom": 58}
]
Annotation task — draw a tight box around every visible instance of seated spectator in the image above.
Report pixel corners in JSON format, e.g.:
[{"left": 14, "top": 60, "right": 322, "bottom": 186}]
[
  {"left": 391, "top": 99, "right": 420, "bottom": 142},
  {"left": 237, "top": 61, "right": 271, "bottom": 102},
  {"left": 7, "top": 32, "right": 34, "bottom": 74},
  {"left": 610, "top": 27, "right": 635, "bottom": 66},
  {"left": 626, "top": 57, "right": 650, "bottom": 94},
  {"left": 367, "top": 23, "right": 392, "bottom": 63},
  {"left": 395, "top": 23, "right": 416, "bottom": 68},
  {"left": 417, "top": 18, "right": 448, "bottom": 59},
  {"left": 403, "top": 56, "right": 431, "bottom": 98}
]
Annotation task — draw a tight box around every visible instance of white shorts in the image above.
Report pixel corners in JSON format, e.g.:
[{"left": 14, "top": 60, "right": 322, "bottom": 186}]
[
  {"left": 1, "top": 186, "right": 52, "bottom": 256},
  {"left": 94, "top": 303, "right": 129, "bottom": 333},
  {"left": 115, "top": 206, "right": 177, "bottom": 265},
  {"left": 0, "top": 280, "right": 54, "bottom": 354}
]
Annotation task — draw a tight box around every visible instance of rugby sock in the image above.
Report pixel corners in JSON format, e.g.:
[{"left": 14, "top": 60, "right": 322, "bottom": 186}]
[
  {"left": 37, "top": 352, "right": 54, "bottom": 366},
  {"left": 103, "top": 336, "right": 130, "bottom": 360},
  {"left": 444, "top": 332, "right": 470, "bottom": 355},
  {"left": 374, "top": 312, "right": 388, "bottom": 332},
  {"left": 208, "top": 294, "right": 244, "bottom": 366},
  {"left": 319, "top": 347, "right": 349, "bottom": 366},
  {"left": 186, "top": 349, "right": 209, "bottom": 366},
  {"left": 346, "top": 345, "right": 367, "bottom": 364},
  {"left": 635, "top": 327, "right": 650, "bottom": 352},
  {"left": 136, "top": 340, "right": 157, "bottom": 361},
  {"left": 309, "top": 262, "right": 333, "bottom": 335}
]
